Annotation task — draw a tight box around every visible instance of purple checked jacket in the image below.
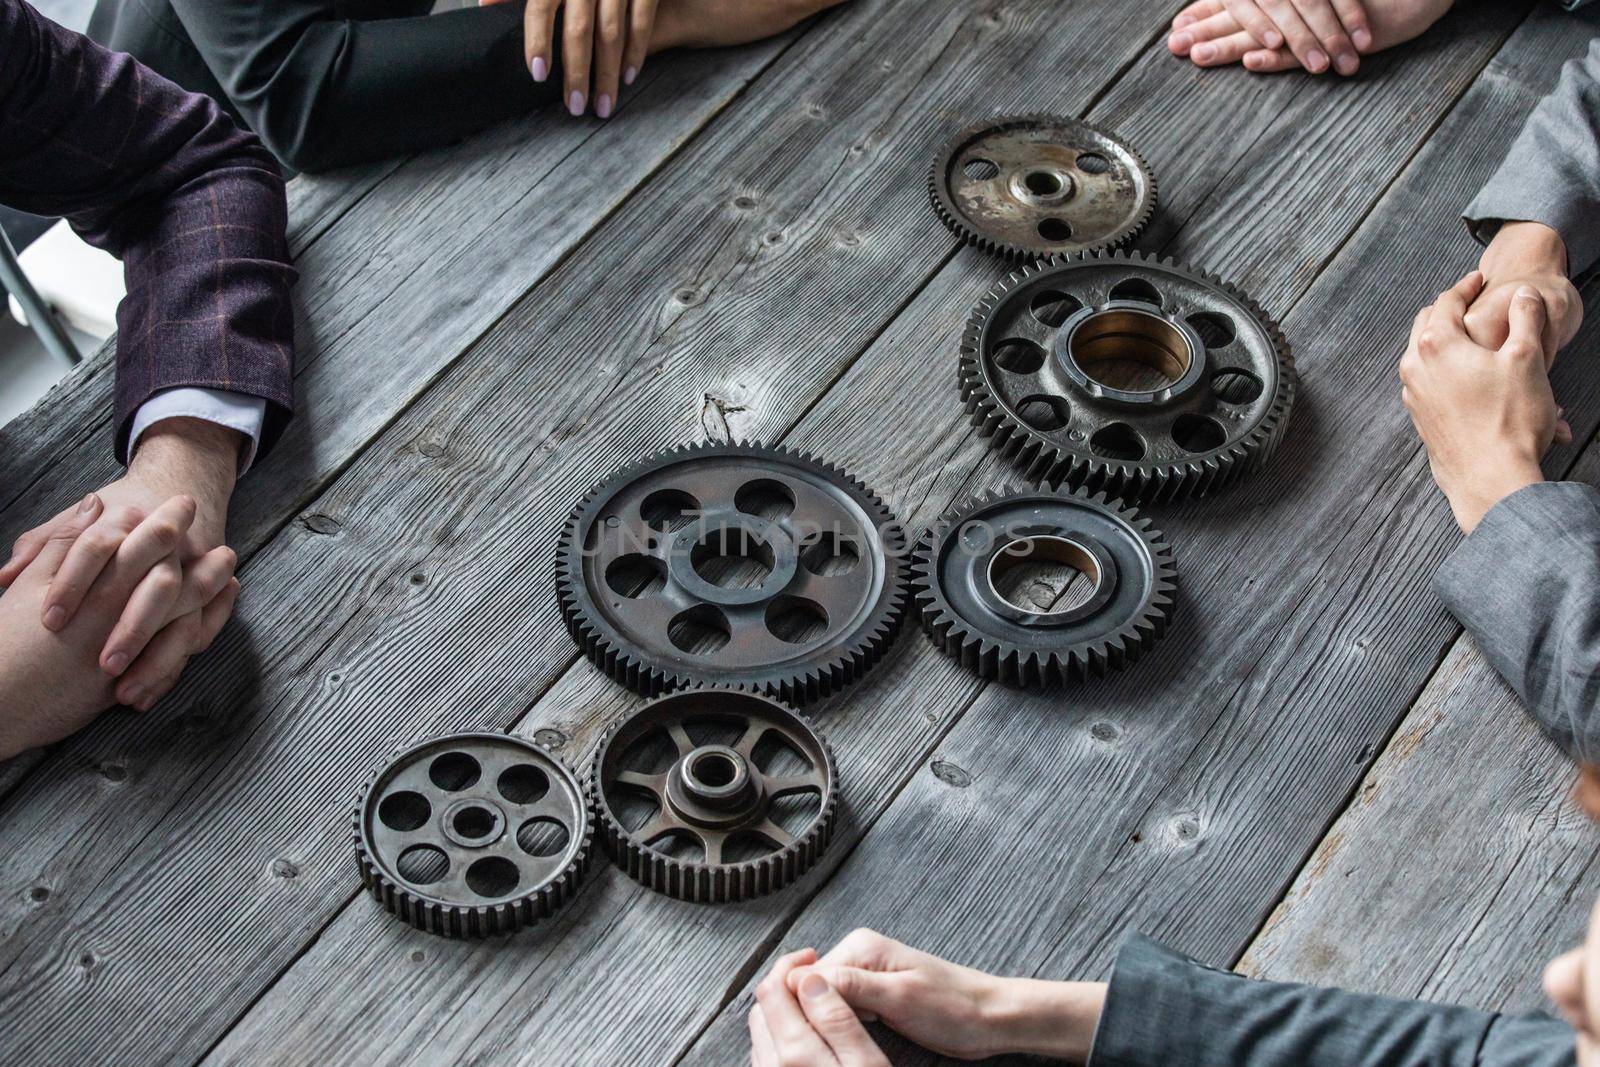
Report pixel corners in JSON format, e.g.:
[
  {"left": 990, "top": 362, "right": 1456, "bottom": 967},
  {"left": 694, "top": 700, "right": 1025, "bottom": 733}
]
[{"left": 0, "top": 0, "right": 295, "bottom": 461}]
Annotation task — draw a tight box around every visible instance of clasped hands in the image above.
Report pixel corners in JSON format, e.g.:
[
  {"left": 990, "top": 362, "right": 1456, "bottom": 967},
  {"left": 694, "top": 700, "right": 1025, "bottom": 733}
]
[{"left": 0, "top": 419, "right": 240, "bottom": 761}]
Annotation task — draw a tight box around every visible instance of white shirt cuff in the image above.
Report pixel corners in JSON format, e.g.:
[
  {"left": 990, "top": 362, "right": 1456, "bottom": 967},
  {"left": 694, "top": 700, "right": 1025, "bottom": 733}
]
[{"left": 128, "top": 387, "right": 267, "bottom": 474}]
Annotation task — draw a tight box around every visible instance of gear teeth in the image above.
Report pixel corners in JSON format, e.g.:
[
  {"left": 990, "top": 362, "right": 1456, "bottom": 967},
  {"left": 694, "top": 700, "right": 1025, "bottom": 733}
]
[
  {"left": 911, "top": 486, "right": 1176, "bottom": 688},
  {"left": 960, "top": 250, "right": 1295, "bottom": 503},
  {"left": 931, "top": 115, "right": 1156, "bottom": 261}
]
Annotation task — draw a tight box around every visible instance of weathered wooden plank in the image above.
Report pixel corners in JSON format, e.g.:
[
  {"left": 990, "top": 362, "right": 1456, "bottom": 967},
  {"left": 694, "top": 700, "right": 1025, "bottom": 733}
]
[
  {"left": 196, "top": 8, "right": 1539, "bottom": 1067},
  {"left": 0, "top": 3, "right": 1178, "bottom": 1063}
]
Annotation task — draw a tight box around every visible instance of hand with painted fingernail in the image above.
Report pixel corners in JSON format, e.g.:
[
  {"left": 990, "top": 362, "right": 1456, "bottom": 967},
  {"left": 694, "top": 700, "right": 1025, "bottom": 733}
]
[
  {"left": 1168, "top": 0, "right": 1451, "bottom": 76},
  {"left": 494, "top": 0, "right": 661, "bottom": 119}
]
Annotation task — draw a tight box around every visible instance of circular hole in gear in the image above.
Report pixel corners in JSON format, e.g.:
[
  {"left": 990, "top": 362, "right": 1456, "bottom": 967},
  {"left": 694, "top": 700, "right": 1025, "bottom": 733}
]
[
  {"left": 497, "top": 764, "right": 550, "bottom": 805},
  {"left": 668, "top": 604, "right": 732, "bottom": 656},
  {"left": 991, "top": 338, "right": 1045, "bottom": 374},
  {"left": 1037, "top": 218, "right": 1072, "bottom": 242},
  {"left": 465, "top": 856, "right": 521, "bottom": 898},
  {"left": 1030, "top": 290, "right": 1083, "bottom": 328},
  {"left": 690, "top": 527, "right": 775, "bottom": 590},
  {"left": 605, "top": 553, "right": 666, "bottom": 598},
  {"left": 1172, "top": 413, "right": 1229, "bottom": 454},
  {"left": 766, "top": 595, "right": 830, "bottom": 645},
  {"left": 1070, "top": 308, "right": 1190, "bottom": 392},
  {"left": 378, "top": 790, "right": 430, "bottom": 832},
  {"left": 516, "top": 817, "right": 570, "bottom": 857},
  {"left": 989, "top": 536, "right": 1102, "bottom": 614},
  {"left": 799, "top": 532, "right": 859, "bottom": 576},
  {"left": 1077, "top": 152, "right": 1112, "bottom": 174},
  {"left": 1187, "top": 311, "right": 1236, "bottom": 349},
  {"left": 734, "top": 479, "right": 795, "bottom": 521},
  {"left": 691, "top": 751, "right": 740, "bottom": 787},
  {"left": 452, "top": 805, "right": 497, "bottom": 840},
  {"left": 1211, "top": 368, "right": 1264, "bottom": 405},
  {"left": 1024, "top": 170, "right": 1062, "bottom": 196},
  {"left": 640, "top": 489, "right": 700, "bottom": 532},
  {"left": 1017, "top": 395, "right": 1071, "bottom": 432},
  {"left": 428, "top": 751, "right": 481, "bottom": 792},
  {"left": 1109, "top": 278, "right": 1163, "bottom": 307},
  {"left": 1089, "top": 422, "right": 1146, "bottom": 461},
  {"left": 396, "top": 844, "right": 449, "bottom": 885},
  {"left": 963, "top": 157, "right": 999, "bottom": 181}
]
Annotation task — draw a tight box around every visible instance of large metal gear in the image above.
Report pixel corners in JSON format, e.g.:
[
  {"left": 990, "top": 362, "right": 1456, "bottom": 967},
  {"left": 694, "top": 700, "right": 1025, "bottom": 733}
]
[
  {"left": 961, "top": 251, "right": 1295, "bottom": 502},
  {"left": 556, "top": 442, "right": 909, "bottom": 705},
  {"left": 931, "top": 114, "right": 1155, "bottom": 260},
  {"left": 354, "top": 733, "right": 592, "bottom": 937},
  {"left": 591, "top": 690, "right": 837, "bottom": 902},
  {"left": 912, "top": 486, "right": 1175, "bottom": 688}
]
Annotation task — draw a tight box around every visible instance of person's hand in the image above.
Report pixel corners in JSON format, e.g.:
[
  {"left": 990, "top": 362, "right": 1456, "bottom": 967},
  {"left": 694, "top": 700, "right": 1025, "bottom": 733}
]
[
  {"left": 780, "top": 929, "right": 1107, "bottom": 1063},
  {"left": 1169, "top": 0, "right": 1451, "bottom": 74},
  {"left": 1400, "top": 271, "right": 1563, "bottom": 534},
  {"left": 0, "top": 493, "right": 238, "bottom": 759},
  {"left": 507, "top": 0, "right": 661, "bottom": 118},
  {"left": 0, "top": 417, "right": 238, "bottom": 693},
  {"left": 749, "top": 948, "right": 890, "bottom": 1067},
  {"left": 1466, "top": 221, "right": 1582, "bottom": 355},
  {"left": 1544, "top": 894, "right": 1600, "bottom": 1067}
]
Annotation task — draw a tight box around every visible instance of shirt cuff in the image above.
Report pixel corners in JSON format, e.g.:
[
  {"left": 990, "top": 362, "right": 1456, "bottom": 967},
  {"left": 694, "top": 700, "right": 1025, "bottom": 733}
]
[{"left": 128, "top": 387, "right": 266, "bottom": 474}]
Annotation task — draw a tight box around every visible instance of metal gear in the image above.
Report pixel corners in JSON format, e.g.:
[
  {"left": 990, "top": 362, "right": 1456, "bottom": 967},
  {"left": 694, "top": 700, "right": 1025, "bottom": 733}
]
[
  {"left": 961, "top": 250, "right": 1295, "bottom": 502},
  {"left": 591, "top": 689, "right": 837, "bottom": 902},
  {"left": 930, "top": 114, "right": 1155, "bottom": 260},
  {"left": 912, "top": 486, "right": 1175, "bottom": 688},
  {"left": 556, "top": 442, "right": 909, "bottom": 705},
  {"left": 354, "top": 733, "right": 592, "bottom": 937}
]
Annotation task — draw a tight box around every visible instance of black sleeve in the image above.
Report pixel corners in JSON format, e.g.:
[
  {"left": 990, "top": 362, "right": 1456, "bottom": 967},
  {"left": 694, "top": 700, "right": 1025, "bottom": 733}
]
[
  {"left": 165, "top": 0, "right": 558, "bottom": 172},
  {"left": 1088, "top": 934, "right": 1575, "bottom": 1067}
]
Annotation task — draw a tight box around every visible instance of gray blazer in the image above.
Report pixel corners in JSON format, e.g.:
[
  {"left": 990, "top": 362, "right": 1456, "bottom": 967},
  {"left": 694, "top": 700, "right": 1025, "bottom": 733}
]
[{"left": 1084, "top": 31, "right": 1600, "bottom": 1067}]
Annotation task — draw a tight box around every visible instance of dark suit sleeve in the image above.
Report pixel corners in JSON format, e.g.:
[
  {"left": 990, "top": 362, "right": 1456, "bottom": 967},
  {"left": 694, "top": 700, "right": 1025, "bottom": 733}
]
[
  {"left": 162, "top": 0, "right": 556, "bottom": 173},
  {"left": 1434, "top": 482, "right": 1600, "bottom": 763},
  {"left": 0, "top": 0, "right": 296, "bottom": 462},
  {"left": 1088, "top": 934, "right": 1574, "bottom": 1067}
]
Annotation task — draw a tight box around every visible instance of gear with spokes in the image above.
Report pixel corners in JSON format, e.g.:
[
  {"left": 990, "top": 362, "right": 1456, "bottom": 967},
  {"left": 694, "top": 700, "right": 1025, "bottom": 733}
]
[
  {"left": 556, "top": 442, "right": 909, "bottom": 705},
  {"left": 961, "top": 250, "right": 1295, "bottom": 502},
  {"left": 912, "top": 486, "right": 1175, "bottom": 688},
  {"left": 354, "top": 733, "right": 592, "bottom": 937},
  {"left": 931, "top": 114, "right": 1155, "bottom": 260},
  {"left": 591, "top": 690, "right": 838, "bottom": 902}
]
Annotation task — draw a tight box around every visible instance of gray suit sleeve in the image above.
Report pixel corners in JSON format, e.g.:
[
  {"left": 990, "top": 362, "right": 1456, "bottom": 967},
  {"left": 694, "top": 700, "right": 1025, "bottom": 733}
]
[
  {"left": 1087, "top": 934, "right": 1574, "bottom": 1067},
  {"left": 1434, "top": 481, "right": 1600, "bottom": 762},
  {"left": 1464, "top": 37, "right": 1600, "bottom": 276}
]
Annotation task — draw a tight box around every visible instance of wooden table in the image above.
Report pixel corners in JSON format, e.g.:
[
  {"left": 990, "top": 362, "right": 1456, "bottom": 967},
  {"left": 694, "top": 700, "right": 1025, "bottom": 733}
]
[{"left": 3, "top": 2, "right": 1598, "bottom": 1063}]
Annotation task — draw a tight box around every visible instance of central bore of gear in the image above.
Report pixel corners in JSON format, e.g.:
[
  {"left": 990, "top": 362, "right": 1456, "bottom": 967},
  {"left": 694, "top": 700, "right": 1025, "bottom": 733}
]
[
  {"left": 1010, "top": 166, "right": 1074, "bottom": 205},
  {"left": 690, "top": 527, "right": 775, "bottom": 590},
  {"left": 987, "top": 536, "right": 1104, "bottom": 615},
  {"left": 1068, "top": 308, "right": 1193, "bottom": 394},
  {"left": 672, "top": 744, "right": 759, "bottom": 816}
]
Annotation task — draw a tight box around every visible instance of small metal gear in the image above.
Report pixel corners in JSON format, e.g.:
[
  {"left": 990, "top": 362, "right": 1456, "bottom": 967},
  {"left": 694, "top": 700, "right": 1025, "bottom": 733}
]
[
  {"left": 930, "top": 114, "right": 1155, "bottom": 260},
  {"left": 354, "top": 733, "right": 592, "bottom": 937},
  {"left": 591, "top": 690, "right": 838, "bottom": 902},
  {"left": 556, "top": 442, "right": 909, "bottom": 705},
  {"left": 962, "top": 250, "right": 1295, "bottom": 502},
  {"left": 912, "top": 486, "right": 1175, "bottom": 688}
]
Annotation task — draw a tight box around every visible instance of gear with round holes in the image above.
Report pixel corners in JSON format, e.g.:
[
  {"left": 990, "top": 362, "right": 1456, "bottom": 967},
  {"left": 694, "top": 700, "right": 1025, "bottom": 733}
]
[
  {"left": 961, "top": 250, "right": 1294, "bottom": 502},
  {"left": 930, "top": 114, "right": 1155, "bottom": 260},
  {"left": 913, "top": 486, "right": 1175, "bottom": 688},
  {"left": 556, "top": 442, "right": 909, "bottom": 705},
  {"left": 591, "top": 689, "right": 837, "bottom": 902},
  {"left": 354, "top": 733, "right": 592, "bottom": 937}
]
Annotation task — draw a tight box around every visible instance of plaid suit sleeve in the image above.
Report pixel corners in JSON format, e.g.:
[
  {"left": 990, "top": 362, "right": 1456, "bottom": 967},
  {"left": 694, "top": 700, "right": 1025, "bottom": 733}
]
[{"left": 0, "top": 0, "right": 296, "bottom": 463}]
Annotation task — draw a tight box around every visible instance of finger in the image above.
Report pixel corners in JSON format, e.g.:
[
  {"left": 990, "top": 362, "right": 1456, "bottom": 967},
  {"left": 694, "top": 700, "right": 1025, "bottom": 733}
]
[
  {"left": 564, "top": 0, "right": 595, "bottom": 115},
  {"left": 1173, "top": 0, "right": 1223, "bottom": 29},
  {"left": 1222, "top": 0, "right": 1285, "bottom": 49},
  {"left": 0, "top": 494, "right": 95, "bottom": 587},
  {"left": 797, "top": 973, "right": 887, "bottom": 1066},
  {"left": 1331, "top": 0, "right": 1372, "bottom": 52},
  {"left": 524, "top": 0, "right": 558, "bottom": 82},
  {"left": 1291, "top": 0, "right": 1360, "bottom": 74},
  {"left": 1170, "top": 6, "right": 1238, "bottom": 53},
  {"left": 591, "top": 0, "right": 626, "bottom": 119},
  {"left": 790, "top": 965, "right": 900, "bottom": 1023},
  {"left": 40, "top": 503, "right": 154, "bottom": 630},
  {"left": 749, "top": 1005, "right": 780, "bottom": 1067},
  {"left": 1243, "top": 46, "right": 1301, "bottom": 72},
  {"left": 115, "top": 577, "right": 236, "bottom": 711},
  {"left": 1427, "top": 271, "right": 1483, "bottom": 330},
  {"left": 1191, "top": 30, "right": 1262, "bottom": 66},
  {"left": 1257, "top": 0, "right": 1327, "bottom": 72},
  {"left": 100, "top": 553, "right": 184, "bottom": 676},
  {"left": 1504, "top": 285, "right": 1549, "bottom": 357},
  {"left": 756, "top": 950, "right": 831, "bottom": 1057},
  {"left": 621, "top": 0, "right": 658, "bottom": 86},
  {"left": 1556, "top": 418, "right": 1574, "bottom": 447},
  {"left": 1547, "top": 948, "right": 1585, "bottom": 1028}
]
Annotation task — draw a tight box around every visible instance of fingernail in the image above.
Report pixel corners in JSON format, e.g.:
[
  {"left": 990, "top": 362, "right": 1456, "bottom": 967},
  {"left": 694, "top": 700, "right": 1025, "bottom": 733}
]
[
  {"left": 1352, "top": 27, "right": 1371, "bottom": 49},
  {"left": 1171, "top": 31, "right": 1192, "bottom": 49},
  {"left": 568, "top": 90, "right": 585, "bottom": 116},
  {"left": 120, "top": 686, "right": 143, "bottom": 708},
  {"left": 1264, "top": 30, "right": 1282, "bottom": 48},
  {"left": 1308, "top": 48, "right": 1328, "bottom": 72},
  {"left": 596, "top": 93, "right": 612, "bottom": 119},
  {"left": 79, "top": 493, "right": 96, "bottom": 513},
  {"left": 106, "top": 651, "right": 129, "bottom": 675},
  {"left": 624, "top": 65, "right": 637, "bottom": 85},
  {"left": 1193, "top": 42, "right": 1214, "bottom": 62},
  {"left": 1174, "top": 12, "right": 1194, "bottom": 27},
  {"left": 531, "top": 56, "right": 548, "bottom": 81},
  {"left": 43, "top": 605, "right": 65, "bottom": 630},
  {"left": 1517, "top": 284, "right": 1539, "bottom": 299},
  {"left": 1335, "top": 52, "right": 1358, "bottom": 75},
  {"left": 799, "top": 973, "right": 829, "bottom": 999}
]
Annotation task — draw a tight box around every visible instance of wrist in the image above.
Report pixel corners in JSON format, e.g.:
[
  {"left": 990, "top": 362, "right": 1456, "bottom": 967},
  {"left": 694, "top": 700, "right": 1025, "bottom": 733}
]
[
  {"left": 1480, "top": 221, "right": 1568, "bottom": 283},
  {"left": 129, "top": 418, "right": 240, "bottom": 491},
  {"left": 984, "top": 977, "right": 1107, "bottom": 1063},
  {"left": 1446, "top": 456, "right": 1544, "bottom": 534}
]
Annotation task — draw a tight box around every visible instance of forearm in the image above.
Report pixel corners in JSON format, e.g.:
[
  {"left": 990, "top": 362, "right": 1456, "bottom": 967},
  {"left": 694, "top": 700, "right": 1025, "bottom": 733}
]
[{"left": 984, "top": 977, "right": 1107, "bottom": 1063}]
